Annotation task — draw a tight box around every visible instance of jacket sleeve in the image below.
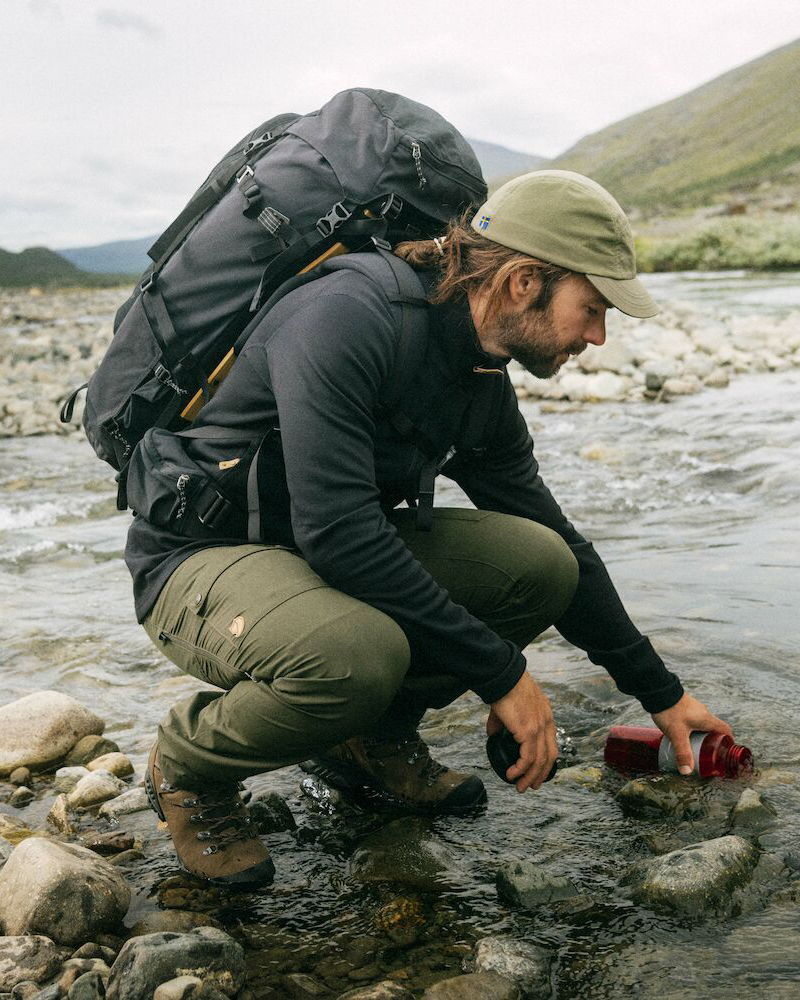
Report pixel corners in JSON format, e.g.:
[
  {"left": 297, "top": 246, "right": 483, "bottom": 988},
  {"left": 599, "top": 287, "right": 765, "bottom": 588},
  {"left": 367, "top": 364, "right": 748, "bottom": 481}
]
[
  {"left": 256, "top": 289, "right": 526, "bottom": 704},
  {"left": 445, "top": 375, "right": 684, "bottom": 714}
]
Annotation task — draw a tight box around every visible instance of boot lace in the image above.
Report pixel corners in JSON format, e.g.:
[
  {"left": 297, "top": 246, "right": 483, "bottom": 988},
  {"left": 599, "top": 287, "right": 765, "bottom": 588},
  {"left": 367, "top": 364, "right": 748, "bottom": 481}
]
[{"left": 180, "top": 787, "right": 257, "bottom": 853}]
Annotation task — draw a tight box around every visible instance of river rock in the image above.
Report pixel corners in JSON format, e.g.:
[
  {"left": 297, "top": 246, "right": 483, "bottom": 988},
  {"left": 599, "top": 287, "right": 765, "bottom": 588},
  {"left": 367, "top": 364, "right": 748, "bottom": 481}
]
[
  {"left": 66, "top": 771, "right": 126, "bottom": 810},
  {"left": 0, "top": 838, "right": 130, "bottom": 944},
  {"left": 466, "top": 936, "right": 552, "bottom": 996},
  {"left": 64, "top": 736, "right": 120, "bottom": 768},
  {"left": 248, "top": 791, "right": 296, "bottom": 833},
  {"left": 105, "top": 928, "right": 245, "bottom": 1000},
  {"left": 663, "top": 377, "right": 700, "bottom": 396},
  {"left": 98, "top": 787, "right": 151, "bottom": 818},
  {"left": 421, "top": 972, "right": 521, "bottom": 999},
  {"left": 9, "top": 786, "right": 34, "bottom": 808},
  {"left": 0, "top": 936, "right": 65, "bottom": 990},
  {"left": 0, "top": 813, "right": 35, "bottom": 844},
  {"left": 703, "top": 368, "right": 730, "bottom": 388},
  {"left": 0, "top": 691, "right": 104, "bottom": 775},
  {"left": 623, "top": 835, "right": 758, "bottom": 917},
  {"left": 729, "top": 788, "right": 777, "bottom": 833},
  {"left": 11, "top": 982, "right": 43, "bottom": 1000},
  {"left": 126, "top": 910, "right": 222, "bottom": 937},
  {"left": 9, "top": 768, "right": 32, "bottom": 787},
  {"left": 552, "top": 763, "right": 603, "bottom": 789},
  {"left": 693, "top": 326, "right": 727, "bottom": 354},
  {"left": 66, "top": 971, "right": 106, "bottom": 999},
  {"left": 55, "top": 767, "right": 91, "bottom": 792},
  {"left": 46, "top": 794, "right": 74, "bottom": 834},
  {"left": 346, "top": 818, "right": 463, "bottom": 892},
  {"left": 496, "top": 861, "right": 578, "bottom": 910},
  {"left": 337, "top": 983, "right": 414, "bottom": 999},
  {"left": 153, "top": 977, "right": 203, "bottom": 1000},
  {"left": 80, "top": 831, "right": 135, "bottom": 856},
  {"left": 0, "top": 835, "right": 14, "bottom": 867},
  {"left": 72, "top": 944, "right": 118, "bottom": 964},
  {"left": 616, "top": 774, "right": 705, "bottom": 819},
  {"left": 583, "top": 371, "right": 632, "bottom": 401},
  {"left": 578, "top": 339, "right": 632, "bottom": 374},
  {"left": 87, "top": 754, "right": 134, "bottom": 779}
]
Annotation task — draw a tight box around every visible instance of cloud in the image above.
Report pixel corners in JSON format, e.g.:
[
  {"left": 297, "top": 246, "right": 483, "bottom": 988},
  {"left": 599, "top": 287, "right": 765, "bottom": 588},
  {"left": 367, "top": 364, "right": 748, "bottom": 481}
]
[
  {"left": 96, "top": 8, "right": 159, "bottom": 39},
  {"left": 28, "top": 0, "right": 63, "bottom": 16}
]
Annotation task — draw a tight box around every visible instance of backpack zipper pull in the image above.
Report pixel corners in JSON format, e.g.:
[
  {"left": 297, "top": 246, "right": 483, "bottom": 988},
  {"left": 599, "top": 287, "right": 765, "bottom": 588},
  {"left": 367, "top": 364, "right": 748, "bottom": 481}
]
[
  {"left": 175, "top": 474, "right": 190, "bottom": 520},
  {"left": 410, "top": 141, "right": 427, "bottom": 189}
]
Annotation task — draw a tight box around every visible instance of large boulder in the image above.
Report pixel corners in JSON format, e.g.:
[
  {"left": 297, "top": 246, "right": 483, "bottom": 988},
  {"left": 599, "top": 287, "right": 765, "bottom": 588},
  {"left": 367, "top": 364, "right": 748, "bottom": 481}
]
[
  {"left": 0, "top": 839, "right": 130, "bottom": 945},
  {"left": 0, "top": 935, "right": 66, "bottom": 991},
  {"left": 623, "top": 835, "right": 758, "bottom": 918},
  {"left": 0, "top": 692, "right": 104, "bottom": 775},
  {"left": 105, "top": 928, "right": 245, "bottom": 1000}
]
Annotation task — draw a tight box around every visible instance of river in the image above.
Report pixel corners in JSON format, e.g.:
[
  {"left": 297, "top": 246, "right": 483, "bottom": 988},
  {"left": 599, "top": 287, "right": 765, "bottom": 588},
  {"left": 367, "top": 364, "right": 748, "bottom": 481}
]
[{"left": 1, "top": 270, "right": 799, "bottom": 998}]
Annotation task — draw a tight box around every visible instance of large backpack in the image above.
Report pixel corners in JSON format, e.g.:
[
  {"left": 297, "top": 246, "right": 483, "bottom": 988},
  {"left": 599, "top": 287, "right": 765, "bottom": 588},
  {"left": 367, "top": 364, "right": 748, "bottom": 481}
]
[{"left": 61, "top": 88, "right": 487, "bottom": 499}]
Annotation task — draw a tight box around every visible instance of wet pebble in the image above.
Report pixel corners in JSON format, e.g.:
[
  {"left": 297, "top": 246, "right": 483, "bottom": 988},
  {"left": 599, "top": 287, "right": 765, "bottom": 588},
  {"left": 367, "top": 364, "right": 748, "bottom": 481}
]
[
  {"left": 346, "top": 818, "right": 463, "bottom": 892},
  {"left": 247, "top": 790, "right": 296, "bottom": 833},
  {"left": 46, "top": 794, "right": 74, "bottom": 835},
  {"left": 421, "top": 971, "right": 521, "bottom": 999},
  {"left": 65, "top": 970, "right": 107, "bottom": 999},
  {"left": 616, "top": 773, "right": 706, "bottom": 819},
  {"left": 152, "top": 977, "right": 203, "bottom": 1000},
  {"left": 281, "top": 971, "right": 328, "bottom": 997},
  {"left": 97, "top": 787, "right": 150, "bottom": 818},
  {"left": 0, "top": 935, "right": 66, "bottom": 991},
  {"left": 55, "top": 767, "right": 91, "bottom": 793},
  {"left": 65, "top": 736, "right": 120, "bottom": 769},
  {"left": 127, "top": 910, "right": 222, "bottom": 937},
  {"left": 80, "top": 831, "right": 135, "bottom": 855},
  {"left": 338, "top": 983, "right": 414, "bottom": 999},
  {"left": 9, "top": 786, "right": 34, "bottom": 808},
  {"left": 87, "top": 754, "right": 134, "bottom": 779},
  {"left": 66, "top": 770, "right": 126, "bottom": 810},
  {"left": 729, "top": 788, "right": 778, "bottom": 833},
  {"left": 9, "top": 768, "right": 32, "bottom": 787}
]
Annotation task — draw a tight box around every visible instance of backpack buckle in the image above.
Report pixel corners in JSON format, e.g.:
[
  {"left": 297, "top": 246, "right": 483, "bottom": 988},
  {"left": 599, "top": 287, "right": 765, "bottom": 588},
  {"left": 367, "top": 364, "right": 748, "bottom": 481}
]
[
  {"left": 380, "top": 193, "right": 404, "bottom": 221},
  {"left": 316, "top": 201, "right": 352, "bottom": 238},
  {"left": 235, "top": 164, "right": 255, "bottom": 186},
  {"left": 140, "top": 272, "right": 155, "bottom": 293},
  {"left": 257, "top": 206, "right": 290, "bottom": 236},
  {"left": 244, "top": 131, "right": 274, "bottom": 156},
  {"left": 196, "top": 490, "right": 232, "bottom": 529}
]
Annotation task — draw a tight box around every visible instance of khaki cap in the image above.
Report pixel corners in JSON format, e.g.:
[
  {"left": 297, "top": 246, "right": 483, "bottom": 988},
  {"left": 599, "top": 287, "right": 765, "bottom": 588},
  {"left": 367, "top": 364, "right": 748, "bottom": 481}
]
[{"left": 471, "top": 169, "right": 658, "bottom": 318}]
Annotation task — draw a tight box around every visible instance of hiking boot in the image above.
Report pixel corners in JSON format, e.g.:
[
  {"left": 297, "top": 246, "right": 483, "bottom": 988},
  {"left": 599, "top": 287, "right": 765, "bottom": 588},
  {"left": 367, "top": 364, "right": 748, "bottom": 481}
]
[
  {"left": 145, "top": 744, "right": 275, "bottom": 887},
  {"left": 302, "top": 732, "right": 487, "bottom": 814}
]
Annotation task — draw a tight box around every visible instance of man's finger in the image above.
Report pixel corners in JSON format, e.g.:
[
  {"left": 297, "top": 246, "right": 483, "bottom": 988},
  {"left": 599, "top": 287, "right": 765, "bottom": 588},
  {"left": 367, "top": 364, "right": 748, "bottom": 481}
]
[{"left": 670, "top": 731, "right": 694, "bottom": 775}]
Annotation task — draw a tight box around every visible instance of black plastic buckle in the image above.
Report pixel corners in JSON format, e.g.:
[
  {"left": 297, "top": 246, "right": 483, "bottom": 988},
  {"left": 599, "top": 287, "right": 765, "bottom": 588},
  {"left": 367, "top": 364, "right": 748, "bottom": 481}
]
[
  {"left": 316, "top": 201, "right": 352, "bottom": 238},
  {"left": 380, "top": 193, "right": 404, "bottom": 221},
  {"left": 371, "top": 236, "right": 392, "bottom": 252},
  {"left": 196, "top": 490, "right": 232, "bottom": 529}
]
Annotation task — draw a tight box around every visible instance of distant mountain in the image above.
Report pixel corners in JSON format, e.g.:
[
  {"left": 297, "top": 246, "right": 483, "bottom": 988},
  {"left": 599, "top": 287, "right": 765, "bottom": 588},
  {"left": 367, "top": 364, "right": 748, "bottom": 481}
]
[
  {"left": 550, "top": 37, "right": 800, "bottom": 212},
  {"left": 59, "top": 236, "right": 153, "bottom": 276},
  {"left": 467, "top": 139, "right": 548, "bottom": 183},
  {"left": 50, "top": 138, "right": 548, "bottom": 277},
  {"left": 0, "top": 246, "right": 128, "bottom": 288}
]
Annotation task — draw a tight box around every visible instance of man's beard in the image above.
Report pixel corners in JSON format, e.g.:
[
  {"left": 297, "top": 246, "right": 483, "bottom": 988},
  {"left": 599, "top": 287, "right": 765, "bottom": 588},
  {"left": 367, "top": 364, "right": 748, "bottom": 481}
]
[{"left": 495, "top": 303, "right": 582, "bottom": 379}]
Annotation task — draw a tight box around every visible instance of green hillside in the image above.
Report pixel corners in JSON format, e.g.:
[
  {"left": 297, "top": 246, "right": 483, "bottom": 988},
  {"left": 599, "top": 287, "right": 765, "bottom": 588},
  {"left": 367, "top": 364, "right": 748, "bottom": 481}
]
[
  {"left": 0, "top": 246, "right": 131, "bottom": 288},
  {"left": 550, "top": 38, "right": 800, "bottom": 213}
]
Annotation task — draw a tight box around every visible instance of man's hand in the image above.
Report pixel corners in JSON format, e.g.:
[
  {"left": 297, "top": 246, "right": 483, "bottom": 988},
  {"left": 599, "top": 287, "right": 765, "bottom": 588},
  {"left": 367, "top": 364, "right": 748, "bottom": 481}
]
[
  {"left": 487, "top": 671, "right": 557, "bottom": 793},
  {"left": 651, "top": 692, "right": 733, "bottom": 775}
]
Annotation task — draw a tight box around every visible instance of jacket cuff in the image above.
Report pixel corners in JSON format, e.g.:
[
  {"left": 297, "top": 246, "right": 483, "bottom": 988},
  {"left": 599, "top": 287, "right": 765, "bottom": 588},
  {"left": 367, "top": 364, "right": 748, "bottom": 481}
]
[
  {"left": 589, "top": 636, "right": 684, "bottom": 715},
  {"left": 474, "top": 649, "right": 527, "bottom": 704}
]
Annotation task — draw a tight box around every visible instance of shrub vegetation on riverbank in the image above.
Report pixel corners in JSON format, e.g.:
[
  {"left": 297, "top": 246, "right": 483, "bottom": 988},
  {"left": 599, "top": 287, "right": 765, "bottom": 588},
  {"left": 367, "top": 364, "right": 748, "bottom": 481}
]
[{"left": 636, "top": 216, "right": 800, "bottom": 272}]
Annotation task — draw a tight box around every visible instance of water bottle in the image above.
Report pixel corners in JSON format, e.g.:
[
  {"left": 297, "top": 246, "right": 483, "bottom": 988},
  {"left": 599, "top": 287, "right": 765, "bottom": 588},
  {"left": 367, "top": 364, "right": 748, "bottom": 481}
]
[{"left": 604, "top": 725, "right": 753, "bottom": 778}]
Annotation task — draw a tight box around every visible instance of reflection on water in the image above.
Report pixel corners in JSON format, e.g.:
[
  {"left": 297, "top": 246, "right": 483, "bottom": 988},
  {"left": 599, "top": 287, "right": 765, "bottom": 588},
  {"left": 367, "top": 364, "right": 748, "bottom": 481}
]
[{"left": 1, "top": 273, "right": 799, "bottom": 997}]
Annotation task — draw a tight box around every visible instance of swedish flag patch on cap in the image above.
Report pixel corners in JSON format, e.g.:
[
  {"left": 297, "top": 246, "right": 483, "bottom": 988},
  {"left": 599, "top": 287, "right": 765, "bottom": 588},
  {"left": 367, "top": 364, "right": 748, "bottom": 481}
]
[{"left": 477, "top": 214, "right": 491, "bottom": 230}]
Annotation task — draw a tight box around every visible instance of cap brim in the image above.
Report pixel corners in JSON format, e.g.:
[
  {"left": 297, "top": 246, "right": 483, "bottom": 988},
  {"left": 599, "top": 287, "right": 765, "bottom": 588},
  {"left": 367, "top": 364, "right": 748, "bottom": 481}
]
[{"left": 586, "top": 273, "right": 659, "bottom": 318}]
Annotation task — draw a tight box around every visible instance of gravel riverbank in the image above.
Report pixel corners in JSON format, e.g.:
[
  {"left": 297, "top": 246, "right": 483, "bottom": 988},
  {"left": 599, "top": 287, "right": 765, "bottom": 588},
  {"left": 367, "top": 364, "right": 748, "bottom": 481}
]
[{"left": 3, "top": 284, "right": 800, "bottom": 439}]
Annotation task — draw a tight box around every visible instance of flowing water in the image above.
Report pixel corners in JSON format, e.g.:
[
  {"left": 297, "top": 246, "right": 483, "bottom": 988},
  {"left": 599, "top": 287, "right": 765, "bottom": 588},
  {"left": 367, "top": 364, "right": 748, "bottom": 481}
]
[{"left": 1, "top": 271, "right": 799, "bottom": 997}]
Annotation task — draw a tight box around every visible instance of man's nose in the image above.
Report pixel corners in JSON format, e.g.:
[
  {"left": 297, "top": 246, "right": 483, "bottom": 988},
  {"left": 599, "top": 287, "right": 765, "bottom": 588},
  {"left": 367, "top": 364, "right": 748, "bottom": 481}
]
[{"left": 584, "top": 318, "right": 606, "bottom": 347}]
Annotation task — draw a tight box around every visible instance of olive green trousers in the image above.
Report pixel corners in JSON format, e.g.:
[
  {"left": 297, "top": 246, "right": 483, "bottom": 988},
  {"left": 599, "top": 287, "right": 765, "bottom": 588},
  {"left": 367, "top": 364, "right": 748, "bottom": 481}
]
[{"left": 143, "top": 508, "right": 578, "bottom": 789}]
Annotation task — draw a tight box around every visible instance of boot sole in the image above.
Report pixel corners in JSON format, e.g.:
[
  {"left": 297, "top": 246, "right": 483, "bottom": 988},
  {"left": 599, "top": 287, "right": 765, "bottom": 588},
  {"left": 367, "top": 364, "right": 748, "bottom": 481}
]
[
  {"left": 300, "top": 756, "right": 487, "bottom": 815},
  {"left": 145, "top": 747, "right": 275, "bottom": 889}
]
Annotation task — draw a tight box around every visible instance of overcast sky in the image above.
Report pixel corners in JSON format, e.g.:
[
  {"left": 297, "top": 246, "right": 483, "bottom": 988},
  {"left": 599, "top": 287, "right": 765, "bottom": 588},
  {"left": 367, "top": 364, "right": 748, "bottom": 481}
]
[{"left": 2, "top": 0, "right": 800, "bottom": 251}]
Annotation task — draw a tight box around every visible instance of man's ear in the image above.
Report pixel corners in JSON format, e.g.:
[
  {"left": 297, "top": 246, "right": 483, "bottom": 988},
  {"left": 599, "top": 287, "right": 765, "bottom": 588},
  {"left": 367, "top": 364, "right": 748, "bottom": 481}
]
[{"left": 507, "top": 265, "right": 542, "bottom": 308}]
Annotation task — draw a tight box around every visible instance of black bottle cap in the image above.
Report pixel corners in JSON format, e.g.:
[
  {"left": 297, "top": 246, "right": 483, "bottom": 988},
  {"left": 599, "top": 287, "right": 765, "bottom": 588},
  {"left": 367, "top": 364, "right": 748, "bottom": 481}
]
[{"left": 486, "top": 728, "right": 558, "bottom": 785}]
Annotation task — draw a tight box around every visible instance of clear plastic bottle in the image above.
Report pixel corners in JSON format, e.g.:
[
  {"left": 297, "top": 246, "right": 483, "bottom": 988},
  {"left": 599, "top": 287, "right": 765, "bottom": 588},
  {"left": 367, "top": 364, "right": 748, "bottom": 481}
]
[{"left": 604, "top": 725, "right": 753, "bottom": 778}]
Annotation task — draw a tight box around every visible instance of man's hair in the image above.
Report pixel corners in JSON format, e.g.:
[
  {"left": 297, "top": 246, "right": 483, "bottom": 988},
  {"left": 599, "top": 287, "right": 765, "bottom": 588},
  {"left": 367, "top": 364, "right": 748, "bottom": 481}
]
[{"left": 394, "top": 211, "right": 572, "bottom": 321}]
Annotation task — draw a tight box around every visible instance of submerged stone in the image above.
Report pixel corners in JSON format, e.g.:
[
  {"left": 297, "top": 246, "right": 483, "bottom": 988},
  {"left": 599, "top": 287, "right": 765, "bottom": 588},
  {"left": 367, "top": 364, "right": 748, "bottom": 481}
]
[
  {"left": 623, "top": 835, "right": 758, "bottom": 917},
  {"left": 346, "top": 818, "right": 463, "bottom": 892},
  {"left": 421, "top": 971, "right": 521, "bottom": 999},
  {"left": 466, "top": 935, "right": 553, "bottom": 996},
  {"left": 729, "top": 788, "right": 777, "bottom": 834},
  {"left": 616, "top": 773, "right": 706, "bottom": 819},
  {"left": 496, "top": 861, "right": 579, "bottom": 910},
  {"left": 338, "top": 983, "right": 414, "bottom": 1000}
]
